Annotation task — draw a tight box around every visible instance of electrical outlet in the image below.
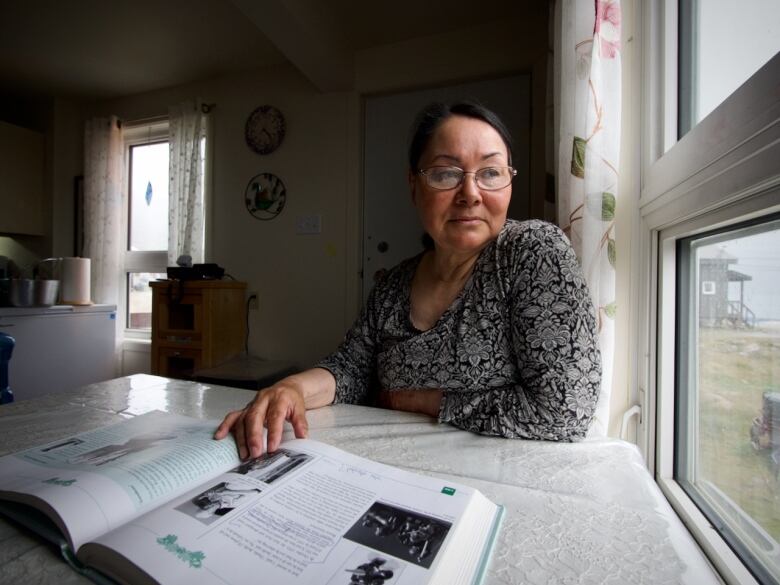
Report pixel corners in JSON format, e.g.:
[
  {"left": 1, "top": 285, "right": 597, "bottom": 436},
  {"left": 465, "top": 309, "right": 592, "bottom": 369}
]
[{"left": 248, "top": 292, "right": 259, "bottom": 311}]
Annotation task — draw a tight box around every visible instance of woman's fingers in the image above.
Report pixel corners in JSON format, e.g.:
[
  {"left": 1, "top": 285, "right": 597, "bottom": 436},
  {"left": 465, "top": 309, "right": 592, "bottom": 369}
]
[
  {"left": 233, "top": 411, "right": 250, "bottom": 461},
  {"left": 215, "top": 409, "right": 250, "bottom": 459},
  {"left": 265, "top": 398, "right": 292, "bottom": 453},
  {"left": 290, "top": 408, "right": 309, "bottom": 440},
  {"left": 214, "top": 384, "right": 310, "bottom": 458},
  {"left": 213, "top": 410, "right": 242, "bottom": 440},
  {"left": 244, "top": 399, "right": 269, "bottom": 458},
  {"left": 266, "top": 389, "right": 309, "bottom": 452}
]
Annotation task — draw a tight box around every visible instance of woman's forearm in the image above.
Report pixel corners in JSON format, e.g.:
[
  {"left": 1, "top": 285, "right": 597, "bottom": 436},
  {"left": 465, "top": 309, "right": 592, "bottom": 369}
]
[{"left": 378, "top": 388, "right": 443, "bottom": 418}]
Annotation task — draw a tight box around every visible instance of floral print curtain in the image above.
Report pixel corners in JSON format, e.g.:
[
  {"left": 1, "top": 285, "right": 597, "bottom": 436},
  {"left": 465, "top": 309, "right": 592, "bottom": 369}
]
[
  {"left": 168, "top": 99, "right": 206, "bottom": 265},
  {"left": 555, "top": 0, "right": 621, "bottom": 436}
]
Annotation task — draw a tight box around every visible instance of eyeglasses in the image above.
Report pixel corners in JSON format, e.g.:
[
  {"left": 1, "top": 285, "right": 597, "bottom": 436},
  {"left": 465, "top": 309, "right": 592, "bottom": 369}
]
[{"left": 417, "top": 166, "right": 516, "bottom": 191}]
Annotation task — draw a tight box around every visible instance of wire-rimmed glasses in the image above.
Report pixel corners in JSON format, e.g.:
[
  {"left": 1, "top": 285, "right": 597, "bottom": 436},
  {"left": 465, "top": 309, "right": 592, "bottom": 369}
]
[{"left": 417, "top": 166, "right": 516, "bottom": 191}]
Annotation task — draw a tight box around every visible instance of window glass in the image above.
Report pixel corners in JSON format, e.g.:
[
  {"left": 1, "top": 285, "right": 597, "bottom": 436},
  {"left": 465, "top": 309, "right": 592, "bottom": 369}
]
[
  {"left": 127, "top": 272, "right": 166, "bottom": 330},
  {"left": 676, "top": 215, "right": 780, "bottom": 583},
  {"left": 679, "top": 0, "right": 780, "bottom": 136},
  {"left": 129, "top": 141, "right": 169, "bottom": 251}
]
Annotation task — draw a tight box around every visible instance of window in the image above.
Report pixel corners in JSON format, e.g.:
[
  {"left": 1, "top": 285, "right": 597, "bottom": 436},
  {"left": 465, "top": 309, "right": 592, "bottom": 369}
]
[
  {"left": 676, "top": 216, "right": 780, "bottom": 584},
  {"left": 638, "top": 1, "right": 780, "bottom": 583},
  {"left": 129, "top": 141, "right": 169, "bottom": 252},
  {"left": 678, "top": 0, "right": 780, "bottom": 137},
  {"left": 123, "top": 121, "right": 169, "bottom": 334}
]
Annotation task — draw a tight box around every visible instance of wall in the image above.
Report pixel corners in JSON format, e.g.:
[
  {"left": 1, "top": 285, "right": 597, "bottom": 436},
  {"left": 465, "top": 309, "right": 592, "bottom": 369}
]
[
  {"left": 86, "top": 15, "right": 546, "bottom": 373},
  {"left": 91, "top": 65, "right": 356, "bottom": 370},
  {"left": 0, "top": 99, "right": 48, "bottom": 273},
  {"left": 355, "top": 13, "right": 549, "bottom": 219},
  {"left": 0, "top": 237, "right": 41, "bottom": 279},
  {"left": 354, "top": 16, "right": 546, "bottom": 93},
  {"left": 50, "top": 99, "right": 86, "bottom": 258},
  {"left": 0, "top": 96, "right": 85, "bottom": 274}
]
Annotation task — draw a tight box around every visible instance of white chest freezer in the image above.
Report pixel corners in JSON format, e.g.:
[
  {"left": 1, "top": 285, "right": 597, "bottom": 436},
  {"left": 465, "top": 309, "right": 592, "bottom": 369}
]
[{"left": 0, "top": 304, "right": 116, "bottom": 401}]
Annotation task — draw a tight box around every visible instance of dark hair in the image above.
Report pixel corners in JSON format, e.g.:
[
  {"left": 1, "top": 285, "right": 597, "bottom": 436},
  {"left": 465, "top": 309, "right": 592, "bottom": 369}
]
[{"left": 407, "top": 101, "right": 514, "bottom": 170}]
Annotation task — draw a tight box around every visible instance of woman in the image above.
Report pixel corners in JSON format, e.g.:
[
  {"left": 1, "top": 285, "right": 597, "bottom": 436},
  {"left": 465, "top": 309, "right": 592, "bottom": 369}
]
[{"left": 216, "top": 102, "right": 601, "bottom": 459}]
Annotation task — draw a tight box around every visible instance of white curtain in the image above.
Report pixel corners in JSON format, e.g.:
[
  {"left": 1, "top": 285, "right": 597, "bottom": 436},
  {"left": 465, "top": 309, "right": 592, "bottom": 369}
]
[
  {"left": 83, "top": 116, "right": 123, "bottom": 308},
  {"left": 555, "top": 0, "right": 622, "bottom": 437},
  {"left": 83, "top": 116, "right": 123, "bottom": 373},
  {"left": 168, "top": 99, "right": 206, "bottom": 265}
]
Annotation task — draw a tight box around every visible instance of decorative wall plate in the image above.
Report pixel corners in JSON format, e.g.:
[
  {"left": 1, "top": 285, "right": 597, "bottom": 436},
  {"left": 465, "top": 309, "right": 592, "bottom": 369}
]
[
  {"left": 244, "top": 173, "right": 286, "bottom": 220},
  {"left": 245, "top": 105, "right": 285, "bottom": 155}
]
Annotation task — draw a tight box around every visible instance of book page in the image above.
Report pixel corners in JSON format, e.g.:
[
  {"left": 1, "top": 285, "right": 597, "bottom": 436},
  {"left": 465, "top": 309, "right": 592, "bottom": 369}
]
[
  {"left": 83, "top": 438, "right": 497, "bottom": 585},
  {"left": 0, "top": 411, "right": 239, "bottom": 550}
]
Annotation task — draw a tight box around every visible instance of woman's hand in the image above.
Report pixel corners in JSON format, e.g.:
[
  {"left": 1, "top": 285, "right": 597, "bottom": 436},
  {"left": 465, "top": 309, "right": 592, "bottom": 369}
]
[
  {"left": 378, "top": 388, "right": 443, "bottom": 418},
  {"left": 214, "top": 368, "right": 336, "bottom": 459}
]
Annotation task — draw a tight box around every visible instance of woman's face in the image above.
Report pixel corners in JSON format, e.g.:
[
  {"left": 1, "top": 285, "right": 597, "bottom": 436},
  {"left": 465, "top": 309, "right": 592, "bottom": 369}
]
[{"left": 410, "top": 115, "right": 512, "bottom": 256}]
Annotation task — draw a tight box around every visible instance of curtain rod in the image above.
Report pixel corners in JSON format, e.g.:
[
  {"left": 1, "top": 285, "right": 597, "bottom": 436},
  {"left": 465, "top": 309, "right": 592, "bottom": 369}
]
[{"left": 118, "top": 103, "right": 216, "bottom": 128}]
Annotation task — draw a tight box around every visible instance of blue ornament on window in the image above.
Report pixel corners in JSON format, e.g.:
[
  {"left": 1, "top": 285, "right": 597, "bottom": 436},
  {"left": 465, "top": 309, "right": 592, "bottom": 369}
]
[{"left": 145, "top": 181, "right": 153, "bottom": 206}]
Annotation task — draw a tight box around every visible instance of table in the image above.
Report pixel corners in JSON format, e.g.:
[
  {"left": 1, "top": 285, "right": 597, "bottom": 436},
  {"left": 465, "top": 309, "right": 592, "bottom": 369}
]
[
  {"left": 0, "top": 375, "right": 721, "bottom": 584},
  {"left": 193, "top": 355, "right": 297, "bottom": 390}
]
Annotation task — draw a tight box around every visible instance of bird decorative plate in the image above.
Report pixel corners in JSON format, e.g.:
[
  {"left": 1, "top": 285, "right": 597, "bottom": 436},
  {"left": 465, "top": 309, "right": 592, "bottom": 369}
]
[
  {"left": 245, "top": 173, "right": 286, "bottom": 220},
  {"left": 245, "top": 105, "right": 285, "bottom": 155}
]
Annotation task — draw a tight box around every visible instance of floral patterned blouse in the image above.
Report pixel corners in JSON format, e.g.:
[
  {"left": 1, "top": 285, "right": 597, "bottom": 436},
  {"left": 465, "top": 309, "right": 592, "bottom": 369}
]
[{"left": 316, "top": 219, "right": 601, "bottom": 441}]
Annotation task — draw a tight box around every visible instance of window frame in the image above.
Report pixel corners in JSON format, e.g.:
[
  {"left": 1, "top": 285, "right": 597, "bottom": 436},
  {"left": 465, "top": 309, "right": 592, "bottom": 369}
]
[
  {"left": 636, "top": 1, "right": 780, "bottom": 583},
  {"left": 653, "top": 192, "right": 780, "bottom": 585},
  {"left": 121, "top": 120, "right": 170, "bottom": 340},
  {"left": 674, "top": 212, "right": 780, "bottom": 585}
]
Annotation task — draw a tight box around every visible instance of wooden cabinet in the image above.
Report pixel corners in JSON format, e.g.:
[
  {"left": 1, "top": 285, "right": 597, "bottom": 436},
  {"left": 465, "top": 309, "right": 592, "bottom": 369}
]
[
  {"left": 0, "top": 121, "right": 44, "bottom": 235},
  {"left": 150, "top": 280, "right": 246, "bottom": 379}
]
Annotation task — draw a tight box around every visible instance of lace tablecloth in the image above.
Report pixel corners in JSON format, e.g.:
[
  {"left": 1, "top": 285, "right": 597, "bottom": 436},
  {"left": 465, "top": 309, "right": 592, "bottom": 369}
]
[{"left": 0, "top": 374, "right": 721, "bottom": 584}]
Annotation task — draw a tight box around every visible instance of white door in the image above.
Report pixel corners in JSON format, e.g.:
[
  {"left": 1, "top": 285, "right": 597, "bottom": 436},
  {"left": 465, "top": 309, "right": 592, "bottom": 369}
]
[{"left": 362, "top": 75, "right": 531, "bottom": 301}]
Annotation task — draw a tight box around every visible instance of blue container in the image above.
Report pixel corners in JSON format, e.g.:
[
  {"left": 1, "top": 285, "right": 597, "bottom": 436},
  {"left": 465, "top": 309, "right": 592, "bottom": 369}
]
[{"left": 0, "top": 331, "right": 14, "bottom": 404}]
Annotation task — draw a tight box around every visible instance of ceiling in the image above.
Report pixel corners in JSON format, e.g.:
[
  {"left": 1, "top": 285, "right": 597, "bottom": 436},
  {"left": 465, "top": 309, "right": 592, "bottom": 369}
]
[{"left": 0, "top": 0, "right": 530, "bottom": 101}]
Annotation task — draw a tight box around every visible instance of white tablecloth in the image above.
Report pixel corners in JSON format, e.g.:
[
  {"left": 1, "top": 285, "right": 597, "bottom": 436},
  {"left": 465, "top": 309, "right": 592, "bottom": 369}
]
[{"left": 0, "top": 375, "right": 721, "bottom": 584}]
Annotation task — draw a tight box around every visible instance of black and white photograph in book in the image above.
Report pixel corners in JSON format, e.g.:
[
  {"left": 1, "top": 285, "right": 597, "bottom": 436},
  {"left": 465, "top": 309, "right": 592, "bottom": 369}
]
[
  {"left": 175, "top": 480, "right": 262, "bottom": 525},
  {"left": 343, "top": 502, "right": 452, "bottom": 569},
  {"left": 65, "top": 433, "right": 178, "bottom": 466},
  {"left": 325, "top": 549, "right": 403, "bottom": 585},
  {"left": 234, "top": 448, "right": 312, "bottom": 484}
]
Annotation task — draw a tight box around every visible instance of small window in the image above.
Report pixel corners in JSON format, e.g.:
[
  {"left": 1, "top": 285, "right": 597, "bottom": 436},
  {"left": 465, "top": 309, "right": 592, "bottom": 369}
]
[
  {"left": 129, "top": 141, "right": 169, "bottom": 252},
  {"left": 676, "top": 213, "right": 780, "bottom": 583},
  {"left": 127, "top": 272, "right": 166, "bottom": 330},
  {"left": 679, "top": 1, "right": 780, "bottom": 137},
  {"left": 123, "top": 121, "right": 169, "bottom": 333}
]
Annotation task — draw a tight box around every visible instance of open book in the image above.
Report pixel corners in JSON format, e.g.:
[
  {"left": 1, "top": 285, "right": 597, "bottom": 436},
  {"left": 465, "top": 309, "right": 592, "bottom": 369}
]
[{"left": 0, "top": 411, "right": 503, "bottom": 585}]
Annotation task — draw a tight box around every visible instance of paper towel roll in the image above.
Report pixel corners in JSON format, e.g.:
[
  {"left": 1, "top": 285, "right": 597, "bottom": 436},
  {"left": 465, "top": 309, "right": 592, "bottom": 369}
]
[{"left": 60, "top": 257, "right": 91, "bottom": 305}]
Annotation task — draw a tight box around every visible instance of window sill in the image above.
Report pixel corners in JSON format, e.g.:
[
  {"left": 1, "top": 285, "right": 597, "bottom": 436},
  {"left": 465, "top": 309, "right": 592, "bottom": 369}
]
[
  {"left": 657, "top": 477, "right": 760, "bottom": 585},
  {"left": 123, "top": 336, "right": 151, "bottom": 351}
]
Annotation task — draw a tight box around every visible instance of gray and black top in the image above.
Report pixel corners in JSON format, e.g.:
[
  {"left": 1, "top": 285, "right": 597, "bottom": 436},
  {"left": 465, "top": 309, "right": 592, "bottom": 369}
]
[{"left": 316, "top": 219, "right": 601, "bottom": 441}]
